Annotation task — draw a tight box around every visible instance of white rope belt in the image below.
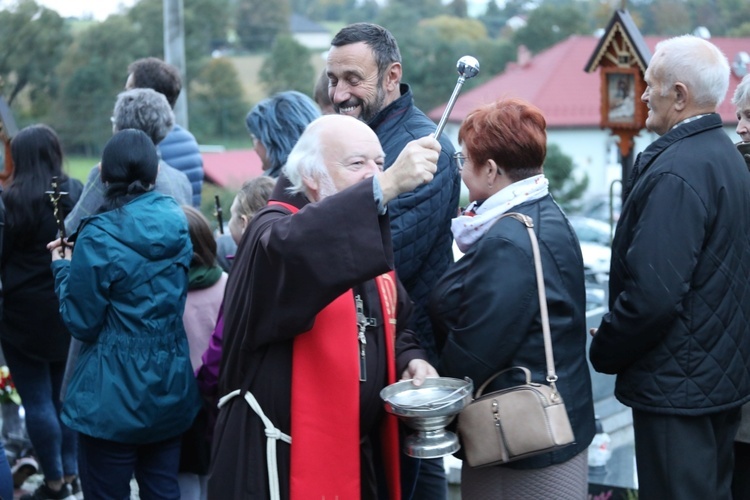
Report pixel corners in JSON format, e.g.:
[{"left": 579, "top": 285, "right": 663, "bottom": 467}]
[{"left": 218, "top": 389, "right": 292, "bottom": 500}]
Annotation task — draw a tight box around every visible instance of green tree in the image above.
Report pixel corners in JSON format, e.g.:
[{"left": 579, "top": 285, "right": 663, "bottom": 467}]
[
  {"left": 717, "top": 0, "right": 750, "bottom": 35},
  {"left": 0, "top": 0, "right": 71, "bottom": 107},
  {"left": 507, "top": 0, "right": 531, "bottom": 17},
  {"left": 124, "top": 0, "right": 164, "bottom": 57},
  {"left": 375, "top": 2, "right": 422, "bottom": 37},
  {"left": 182, "top": 0, "right": 232, "bottom": 56},
  {"left": 52, "top": 15, "right": 148, "bottom": 154},
  {"left": 728, "top": 21, "right": 750, "bottom": 36},
  {"left": 385, "top": 0, "right": 445, "bottom": 19},
  {"left": 545, "top": 143, "right": 588, "bottom": 210},
  {"left": 290, "top": 0, "right": 317, "bottom": 18},
  {"left": 235, "top": 0, "right": 291, "bottom": 51},
  {"left": 312, "top": 0, "right": 357, "bottom": 21},
  {"left": 127, "top": 0, "right": 232, "bottom": 80},
  {"left": 470, "top": 37, "right": 515, "bottom": 81},
  {"left": 346, "top": 0, "right": 381, "bottom": 23},
  {"left": 448, "top": 0, "right": 468, "bottom": 18},
  {"left": 420, "top": 15, "right": 488, "bottom": 42},
  {"left": 480, "top": 0, "right": 508, "bottom": 38},
  {"left": 512, "top": 4, "right": 589, "bottom": 54},
  {"left": 189, "top": 57, "right": 248, "bottom": 142},
  {"left": 259, "top": 35, "right": 315, "bottom": 95},
  {"left": 649, "top": 0, "right": 691, "bottom": 36}
]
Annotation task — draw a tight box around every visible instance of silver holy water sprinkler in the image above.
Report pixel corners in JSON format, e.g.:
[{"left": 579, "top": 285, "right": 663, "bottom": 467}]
[{"left": 434, "top": 55, "right": 480, "bottom": 140}]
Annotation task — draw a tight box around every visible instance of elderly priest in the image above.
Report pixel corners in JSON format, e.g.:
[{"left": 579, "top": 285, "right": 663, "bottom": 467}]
[{"left": 208, "top": 114, "right": 441, "bottom": 500}]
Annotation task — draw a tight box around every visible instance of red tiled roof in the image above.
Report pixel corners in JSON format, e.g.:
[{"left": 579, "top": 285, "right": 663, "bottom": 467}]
[
  {"left": 201, "top": 149, "right": 264, "bottom": 188},
  {"left": 429, "top": 35, "right": 750, "bottom": 128}
]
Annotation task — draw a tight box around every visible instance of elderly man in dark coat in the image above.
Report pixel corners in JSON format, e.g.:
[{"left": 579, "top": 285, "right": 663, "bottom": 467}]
[
  {"left": 590, "top": 35, "right": 750, "bottom": 499},
  {"left": 208, "top": 114, "right": 440, "bottom": 499}
]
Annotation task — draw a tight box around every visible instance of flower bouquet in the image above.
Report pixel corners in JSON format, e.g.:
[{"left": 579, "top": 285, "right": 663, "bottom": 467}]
[{"left": 0, "top": 366, "right": 21, "bottom": 405}]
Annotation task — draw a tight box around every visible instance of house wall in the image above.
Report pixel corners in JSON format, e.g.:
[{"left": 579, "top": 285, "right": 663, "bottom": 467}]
[
  {"left": 293, "top": 33, "right": 331, "bottom": 51},
  {"left": 548, "top": 128, "right": 616, "bottom": 196}
]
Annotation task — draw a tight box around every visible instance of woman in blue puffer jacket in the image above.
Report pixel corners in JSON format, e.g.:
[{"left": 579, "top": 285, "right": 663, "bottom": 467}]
[{"left": 49, "top": 129, "right": 200, "bottom": 499}]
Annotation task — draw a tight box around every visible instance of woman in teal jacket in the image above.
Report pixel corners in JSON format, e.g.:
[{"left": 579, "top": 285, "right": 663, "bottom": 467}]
[{"left": 49, "top": 129, "right": 200, "bottom": 499}]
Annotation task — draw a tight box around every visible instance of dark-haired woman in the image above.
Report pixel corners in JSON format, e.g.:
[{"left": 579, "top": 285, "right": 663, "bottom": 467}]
[
  {"left": 49, "top": 129, "right": 200, "bottom": 499},
  {"left": 428, "top": 98, "right": 595, "bottom": 499},
  {"left": 0, "top": 124, "right": 82, "bottom": 500},
  {"left": 178, "top": 206, "right": 226, "bottom": 500}
]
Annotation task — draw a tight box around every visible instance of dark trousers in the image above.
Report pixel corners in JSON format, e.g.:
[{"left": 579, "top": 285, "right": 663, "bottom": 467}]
[
  {"left": 400, "top": 455, "right": 447, "bottom": 500},
  {"left": 1, "top": 341, "right": 78, "bottom": 482},
  {"left": 733, "top": 441, "right": 750, "bottom": 500},
  {"left": 633, "top": 407, "right": 740, "bottom": 500},
  {"left": 78, "top": 433, "right": 181, "bottom": 500}
]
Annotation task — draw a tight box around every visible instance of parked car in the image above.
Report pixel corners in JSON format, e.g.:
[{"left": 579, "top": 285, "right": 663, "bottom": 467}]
[
  {"left": 580, "top": 241, "right": 610, "bottom": 285},
  {"left": 585, "top": 284, "right": 606, "bottom": 311},
  {"left": 577, "top": 193, "right": 621, "bottom": 225},
  {"left": 569, "top": 215, "right": 613, "bottom": 247}
]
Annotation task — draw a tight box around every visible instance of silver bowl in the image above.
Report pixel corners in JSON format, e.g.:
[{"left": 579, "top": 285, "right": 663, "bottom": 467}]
[{"left": 380, "top": 377, "right": 473, "bottom": 458}]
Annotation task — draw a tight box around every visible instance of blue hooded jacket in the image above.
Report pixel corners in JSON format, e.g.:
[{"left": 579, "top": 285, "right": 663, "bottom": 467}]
[{"left": 52, "top": 192, "right": 200, "bottom": 443}]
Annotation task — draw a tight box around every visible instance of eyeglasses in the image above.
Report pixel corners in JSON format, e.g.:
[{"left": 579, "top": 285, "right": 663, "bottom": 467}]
[{"left": 453, "top": 152, "right": 466, "bottom": 172}]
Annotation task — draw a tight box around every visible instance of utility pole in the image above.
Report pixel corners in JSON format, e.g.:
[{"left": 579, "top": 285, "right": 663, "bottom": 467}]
[{"left": 163, "top": 0, "right": 188, "bottom": 128}]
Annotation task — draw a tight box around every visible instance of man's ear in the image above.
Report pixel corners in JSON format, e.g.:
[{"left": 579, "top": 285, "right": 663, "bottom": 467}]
[
  {"left": 240, "top": 214, "right": 250, "bottom": 231},
  {"left": 384, "top": 62, "right": 402, "bottom": 93},
  {"left": 674, "top": 82, "right": 688, "bottom": 111},
  {"left": 303, "top": 175, "right": 320, "bottom": 201}
]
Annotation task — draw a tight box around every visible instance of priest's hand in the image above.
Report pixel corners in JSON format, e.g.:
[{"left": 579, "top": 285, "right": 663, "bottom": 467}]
[
  {"left": 401, "top": 359, "right": 439, "bottom": 387},
  {"left": 377, "top": 135, "right": 440, "bottom": 204}
]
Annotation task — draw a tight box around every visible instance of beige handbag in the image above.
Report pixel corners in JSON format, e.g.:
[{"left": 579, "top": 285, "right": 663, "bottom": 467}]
[{"left": 456, "top": 212, "right": 575, "bottom": 468}]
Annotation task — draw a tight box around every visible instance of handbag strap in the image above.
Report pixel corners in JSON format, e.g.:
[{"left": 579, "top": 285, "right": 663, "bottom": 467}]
[{"left": 490, "top": 212, "right": 560, "bottom": 393}]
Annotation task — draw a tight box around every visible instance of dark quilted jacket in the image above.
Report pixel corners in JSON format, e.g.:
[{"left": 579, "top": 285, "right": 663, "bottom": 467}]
[
  {"left": 158, "top": 124, "right": 204, "bottom": 207},
  {"left": 369, "top": 84, "right": 461, "bottom": 362},
  {"left": 590, "top": 114, "right": 750, "bottom": 415},
  {"left": 430, "top": 195, "right": 595, "bottom": 468}
]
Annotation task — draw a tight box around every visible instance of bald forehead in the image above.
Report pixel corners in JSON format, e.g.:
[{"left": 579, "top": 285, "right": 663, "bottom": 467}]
[
  {"left": 311, "top": 114, "right": 376, "bottom": 142},
  {"left": 309, "top": 115, "right": 383, "bottom": 161}
]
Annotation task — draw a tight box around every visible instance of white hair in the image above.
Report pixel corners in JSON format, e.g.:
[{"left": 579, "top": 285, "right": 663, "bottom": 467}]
[
  {"left": 653, "top": 35, "right": 730, "bottom": 108},
  {"left": 732, "top": 73, "right": 750, "bottom": 109},
  {"left": 282, "top": 119, "right": 328, "bottom": 196}
]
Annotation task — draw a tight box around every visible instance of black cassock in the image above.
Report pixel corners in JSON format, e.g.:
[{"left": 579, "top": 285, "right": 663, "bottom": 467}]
[{"left": 208, "top": 176, "right": 424, "bottom": 499}]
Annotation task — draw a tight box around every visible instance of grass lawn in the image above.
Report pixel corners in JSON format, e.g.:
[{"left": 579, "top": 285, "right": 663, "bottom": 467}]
[
  {"left": 64, "top": 154, "right": 237, "bottom": 225},
  {"left": 65, "top": 155, "right": 97, "bottom": 183}
]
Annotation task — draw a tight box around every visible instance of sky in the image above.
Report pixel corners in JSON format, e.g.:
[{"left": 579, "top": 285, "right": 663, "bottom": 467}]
[{"left": 34, "top": 0, "right": 138, "bottom": 20}]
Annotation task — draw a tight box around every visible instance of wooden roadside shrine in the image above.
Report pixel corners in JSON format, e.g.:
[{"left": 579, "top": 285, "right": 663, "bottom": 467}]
[{"left": 584, "top": 7, "right": 651, "bottom": 200}]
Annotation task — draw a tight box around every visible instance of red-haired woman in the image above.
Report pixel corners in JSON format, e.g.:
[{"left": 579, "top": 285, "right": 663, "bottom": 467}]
[{"left": 428, "top": 98, "right": 596, "bottom": 499}]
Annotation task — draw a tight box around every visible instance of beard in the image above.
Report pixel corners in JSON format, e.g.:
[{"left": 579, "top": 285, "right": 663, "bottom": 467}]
[{"left": 334, "top": 82, "right": 387, "bottom": 123}]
